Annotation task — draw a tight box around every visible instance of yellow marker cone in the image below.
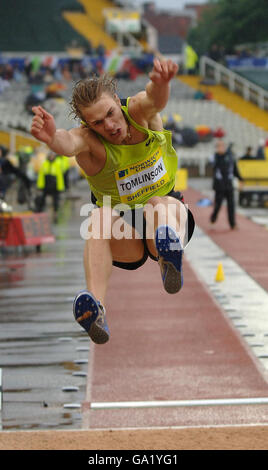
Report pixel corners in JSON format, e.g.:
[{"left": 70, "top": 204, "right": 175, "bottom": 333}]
[{"left": 215, "top": 263, "right": 225, "bottom": 282}]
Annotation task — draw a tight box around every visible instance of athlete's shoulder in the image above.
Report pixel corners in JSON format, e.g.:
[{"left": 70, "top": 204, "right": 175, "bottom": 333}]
[
  {"left": 127, "top": 91, "right": 147, "bottom": 111},
  {"left": 126, "top": 92, "right": 149, "bottom": 127},
  {"left": 70, "top": 124, "right": 98, "bottom": 150}
]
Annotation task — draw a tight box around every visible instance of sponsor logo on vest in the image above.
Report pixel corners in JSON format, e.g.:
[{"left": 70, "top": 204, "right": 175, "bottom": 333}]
[{"left": 118, "top": 169, "right": 129, "bottom": 179}]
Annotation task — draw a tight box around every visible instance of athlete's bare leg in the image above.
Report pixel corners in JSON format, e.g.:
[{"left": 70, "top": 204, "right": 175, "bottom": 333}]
[
  {"left": 74, "top": 206, "right": 145, "bottom": 343},
  {"left": 83, "top": 206, "right": 144, "bottom": 306}
]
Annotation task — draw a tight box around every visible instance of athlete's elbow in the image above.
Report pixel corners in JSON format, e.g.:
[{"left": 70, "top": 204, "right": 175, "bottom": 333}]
[
  {"left": 49, "top": 143, "right": 74, "bottom": 157},
  {"left": 49, "top": 131, "right": 76, "bottom": 157}
]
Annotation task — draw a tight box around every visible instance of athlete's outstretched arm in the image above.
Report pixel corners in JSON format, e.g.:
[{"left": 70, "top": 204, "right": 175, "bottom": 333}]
[
  {"left": 31, "top": 105, "right": 89, "bottom": 157},
  {"left": 146, "top": 58, "right": 178, "bottom": 110},
  {"left": 130, "top": 58, "right": 178, "bottom": 122}
]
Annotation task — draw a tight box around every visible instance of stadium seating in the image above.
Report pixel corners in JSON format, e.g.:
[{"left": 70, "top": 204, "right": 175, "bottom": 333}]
[
  {"left": 178, "top": 75, "right": 268, "bottom": 132},
  {"left": 79, "top": 0, "right": 115, "bottom": 26},
  {"left": 165, "top": 96, "right": 268, "bottom": 174},
  {"left": 2, "top": 69, "right": 267, "bottom": 179},
  {"left": 117, "top": 74, "right": 268, "bottom": 175},
  {"left": 63, "top": 11, "right": 117, "bottom": 50}
]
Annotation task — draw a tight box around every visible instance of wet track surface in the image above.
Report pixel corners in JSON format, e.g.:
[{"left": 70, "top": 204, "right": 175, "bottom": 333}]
[
  {"left": 0, "top": 184, "right": 90, "bottom": 430},
  {"left": 1, "top": 178, "right": 268, "bottom": 432}
]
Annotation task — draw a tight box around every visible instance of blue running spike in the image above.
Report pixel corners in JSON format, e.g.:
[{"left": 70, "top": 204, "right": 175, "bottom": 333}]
[
  {"left": 73, "top": 290, "right": 110, "bottom": 344},
  {"left": 155, "top": 225, "right": 183, "bottom": 294}
]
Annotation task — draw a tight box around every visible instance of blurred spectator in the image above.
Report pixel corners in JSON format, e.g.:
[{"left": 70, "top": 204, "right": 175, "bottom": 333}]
[
  {"left": 208, "top": 44, "right": 223, "bottom": 62},
  {"left": 16, "top": 146, "right": 34, "bottom": 206},
  {"left": 54, "top": 64, "right": 63, "bottom": 82},
  {"left": 210, "top": 140, "right": 243, "bottom": 230},
  {"left": 0, "top": 52, "right": 156, "bottom": 88},
  {"left": 239, "top": 146, "right": 255, "bottom": 160},
  {"left": 0, "top": 145, "right": 32, "bottom": 200},
  {"left": 24, "top": 58, "right": 33, "bottom": 78},
  {"left": 0, "top": 64, "right": 12, "bottom": 80},
  {"left": 209, "top": 44, "right": 221, "bottom": 62},
  {"left": 58, "top": 155, "right": 70, "bottom": 191},
  {"left": 256, "top": 139, "right": 266, "bottom": 160},
  {"left": 85, "top": 40, "right": 93, "bottom": 56},
  {"left": 45, "top": 82, "right": 66, "bottom": 99},
  {"left": 61, "top": 63, "right": 72, "bottom": 81},
  {"left": 25, "top": 92, "right": 45, "bottom": 114},
  {"left": 238, "top": 48, "right": 253, "bottom": 59},
  {"left": 96, "top": 60, "right": 104, "bottom": 77},
  {"left": 219, "top": 45, "right": 226, "bottom": 64},
  {"left": 184, "top": 44, "right": 198, "bottom": 75},
  {"left": 43, "top": 67, "right": 54, "bottom": 84},
  {"left": 209, "top": 44, "right": 225, "bottom": 64},
  {"left": 95, "top": 43, "right": 106, "bottom": 57},
  {"left": 0, "top": 76, "right": 10, "bottom": 94},
  {"left": 13, "top": 65, "right": 23, "bottom": 82},
  {"left": 35, "top": 152, "right": 65, "bottom": 222}
]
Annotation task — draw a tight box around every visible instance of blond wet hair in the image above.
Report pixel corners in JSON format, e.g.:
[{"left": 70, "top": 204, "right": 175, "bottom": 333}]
[{"left": 70, "top": 73, "right": 117, "bottom": 121}]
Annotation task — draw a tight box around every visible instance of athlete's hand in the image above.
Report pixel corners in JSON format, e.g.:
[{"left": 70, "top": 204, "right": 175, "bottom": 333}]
[
  {"left": 149, "top": 58, "right": 179, "bottom": 85},
  {"left": 31, "top": 105, "right": 56, "bottom": 145}
]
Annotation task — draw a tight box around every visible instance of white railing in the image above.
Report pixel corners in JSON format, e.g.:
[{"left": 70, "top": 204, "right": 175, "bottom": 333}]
[
  {"left": 0, "top": 368, "right": 2, "bottom": 429},
  {"left": 200, "top": 56, "right": 268, "bottom": 111}
]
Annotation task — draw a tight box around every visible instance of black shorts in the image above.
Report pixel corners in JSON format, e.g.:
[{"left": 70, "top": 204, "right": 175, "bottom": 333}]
[{"left": 111, "top": 190, "right": 195, "bottom": 271}]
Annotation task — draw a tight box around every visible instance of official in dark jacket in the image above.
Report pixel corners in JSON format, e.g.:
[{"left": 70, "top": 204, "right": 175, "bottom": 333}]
[
  {"left": 0, "top": 145, "right": 31, "bottom": 199},
  {"left": 210, "top": 140, "right": 243, "bottom": 229}
]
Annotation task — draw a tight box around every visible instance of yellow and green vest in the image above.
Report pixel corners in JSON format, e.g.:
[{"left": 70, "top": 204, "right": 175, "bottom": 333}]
[
  {"left": 86, "top": 98, "right": 178, "bottom": 208},
  {"left": 37, "top": 158, "right": 65, "bottom": 191}
]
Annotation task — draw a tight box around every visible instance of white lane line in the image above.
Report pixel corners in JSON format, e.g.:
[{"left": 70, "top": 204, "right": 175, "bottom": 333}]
[
  {"left": 90, "top": 397, "right": 268, "bottom": 409},
  {"left": 83, "top": 422, "right": 268, "bottom": 431},
  {"left": 86, "top": 342, "right": 95, "bottom": 404},
  {"left": 0, "top": 368, "right": 2, "bottom": 412},
  {"left": 0, "top": 368, "right": 2, "bottom": 430},
  {"left": 184, "top": 225, "right": 268, "bottom": 371}
]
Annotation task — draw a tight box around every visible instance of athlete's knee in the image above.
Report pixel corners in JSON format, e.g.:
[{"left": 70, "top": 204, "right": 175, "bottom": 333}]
[{"left": 110, "top": 237, "right": 144, "bottom": 262}]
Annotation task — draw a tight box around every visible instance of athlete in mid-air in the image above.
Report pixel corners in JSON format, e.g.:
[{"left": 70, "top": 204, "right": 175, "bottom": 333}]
[{"left": 31, "top": 58, "right": 195, "bottom": 344}]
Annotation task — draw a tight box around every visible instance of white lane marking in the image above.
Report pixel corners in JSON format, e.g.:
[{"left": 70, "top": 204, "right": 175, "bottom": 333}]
[
  {"left": 90, "top": 397, "right": 268, "bottom": 409},
  {"left": 0, "top": 368, "right": 2, "bottom": 412},
  {"left": 185, "top": 225, "right": 268, "bottom": 371}
]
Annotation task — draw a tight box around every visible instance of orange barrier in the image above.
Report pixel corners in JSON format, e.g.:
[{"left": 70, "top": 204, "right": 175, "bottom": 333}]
[{"left": 0, "top": 212, "right": 55, "bottom": 248}]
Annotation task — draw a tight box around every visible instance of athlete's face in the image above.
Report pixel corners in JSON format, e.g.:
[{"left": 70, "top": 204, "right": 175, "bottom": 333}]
[{"left": 81, "top": 93, "right": 129, "bottom": 144}]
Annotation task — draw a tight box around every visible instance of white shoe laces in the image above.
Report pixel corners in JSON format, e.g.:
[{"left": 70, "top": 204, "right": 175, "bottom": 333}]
[{"left": 96, "top": 303, "right": 106, "bottom": 325}]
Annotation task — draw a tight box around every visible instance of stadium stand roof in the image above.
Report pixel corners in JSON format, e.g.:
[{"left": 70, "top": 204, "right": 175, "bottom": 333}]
[{"left": 0, "top": 0, "right": 89, "bottom": 52}]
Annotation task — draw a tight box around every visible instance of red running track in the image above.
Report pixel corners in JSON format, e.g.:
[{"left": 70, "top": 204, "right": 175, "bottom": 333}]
[
  {"left": 184, "top": 187, "right": 268, "bottom": 291},
  {"left": 82, "top": 187, "right": 268, "bottom": 429}
]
